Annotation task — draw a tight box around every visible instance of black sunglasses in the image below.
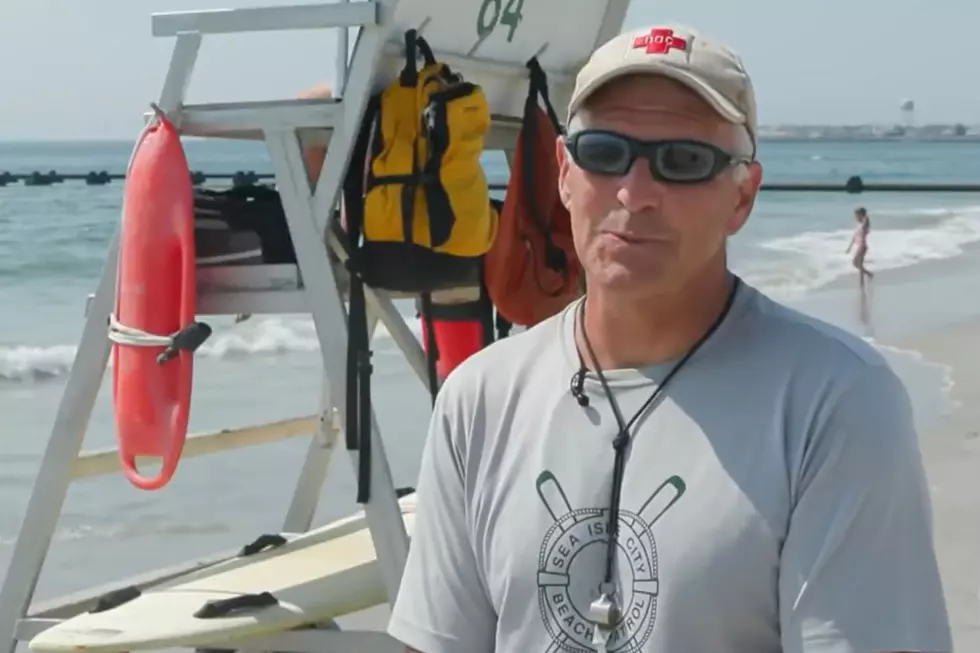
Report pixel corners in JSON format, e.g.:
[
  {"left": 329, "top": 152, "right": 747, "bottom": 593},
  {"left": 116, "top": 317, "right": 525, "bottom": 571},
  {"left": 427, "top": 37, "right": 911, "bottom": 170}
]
[{"left": 564, "top": 129, "right": 750, "bottom": 184}]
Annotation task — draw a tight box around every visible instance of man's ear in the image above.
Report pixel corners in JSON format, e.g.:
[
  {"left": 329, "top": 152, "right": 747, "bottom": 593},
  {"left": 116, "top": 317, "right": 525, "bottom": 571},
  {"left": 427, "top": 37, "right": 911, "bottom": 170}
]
[
  {"left": 727, "top": 161, "right": 762, "bottom": 236},
  {"left": 556, "top": 135, "right": 571, "bottom": 208}
]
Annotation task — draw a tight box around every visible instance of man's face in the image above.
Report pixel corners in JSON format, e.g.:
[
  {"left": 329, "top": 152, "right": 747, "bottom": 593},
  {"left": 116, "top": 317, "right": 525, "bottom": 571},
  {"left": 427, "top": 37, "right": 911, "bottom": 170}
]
[{"left": 557, "top": 75, "right": 762, "bottom": 298}]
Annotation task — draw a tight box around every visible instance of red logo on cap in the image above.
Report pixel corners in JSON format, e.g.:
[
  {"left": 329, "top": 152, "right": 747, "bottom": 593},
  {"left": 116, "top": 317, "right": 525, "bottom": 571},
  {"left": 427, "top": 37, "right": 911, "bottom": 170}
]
[{"left": 633, "top": 28, "right": 687, "bottom": 54}]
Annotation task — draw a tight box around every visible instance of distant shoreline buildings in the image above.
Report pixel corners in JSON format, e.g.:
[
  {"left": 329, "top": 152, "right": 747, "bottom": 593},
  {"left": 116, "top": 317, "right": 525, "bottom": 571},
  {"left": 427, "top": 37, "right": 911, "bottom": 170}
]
[{"left": 757, "top": 123, "right": 980, "bottom": 142}]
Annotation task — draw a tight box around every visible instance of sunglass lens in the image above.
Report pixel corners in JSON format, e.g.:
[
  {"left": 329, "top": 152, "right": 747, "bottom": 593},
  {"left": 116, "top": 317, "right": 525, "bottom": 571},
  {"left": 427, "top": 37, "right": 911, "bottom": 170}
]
[
  {"left": 573, "top": 132, "right": 632, "bottom": 176},
  {"left": 654, "top": 142, "right": 718, "bottom": 181}
]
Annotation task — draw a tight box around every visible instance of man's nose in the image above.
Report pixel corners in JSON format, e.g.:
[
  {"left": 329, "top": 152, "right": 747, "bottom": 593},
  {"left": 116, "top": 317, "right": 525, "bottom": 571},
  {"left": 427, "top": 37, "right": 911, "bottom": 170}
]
[{"left": 616, "top": 158, "right": 664, "bottom": 212}]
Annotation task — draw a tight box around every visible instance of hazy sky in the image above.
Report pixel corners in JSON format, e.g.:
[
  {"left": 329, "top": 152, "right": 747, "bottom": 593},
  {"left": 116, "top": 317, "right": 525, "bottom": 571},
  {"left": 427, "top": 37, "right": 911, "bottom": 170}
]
[{"left": 1, "top": 0, "right": 977, "bottom": 140}]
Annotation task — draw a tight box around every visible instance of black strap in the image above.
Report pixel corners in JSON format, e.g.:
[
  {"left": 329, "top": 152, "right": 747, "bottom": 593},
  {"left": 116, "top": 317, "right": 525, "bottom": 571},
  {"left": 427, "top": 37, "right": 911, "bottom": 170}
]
[
  {"left": 416, "top": 34, "right": 437, "bottom": 67},
  {"left": 343, "top": 94, "right": 382, "bottom": 505},
  {"left": 419, "top": 293, "right": 441, "bottom": 403},
  {"left": 578, "top": 277, "right": 741, "bottom": 594},
  {"left": 356, "top": 321, "right": 373, "bottom": 503},
  {"left": 193, "top": 592, "right": 278, "bottom": 619},
  {"left": 399, "top": 30, "right": 419, "bottom": 86},
  {"left": 239, "top": 533, "right": 288, "bottom": 557},
  {"left": 420, "top": 81, "right": 477, "bottom": 249},
  {"left": 156, "top": 321, "right": 212, "bottom": 365},
  {"left": 476, "top": 268, "right": 496, "bottom": 348},
  {"left": 495, "top": 312, "right": 513, "bottom": 340},
  {"left": 91, "top": 586, "right": 141, "bottom": 613},
  {"left": 399, "top": 30, "right": 437, "bottom": 87},
  {"left": 527, "top": 57, "right": 562, "bottom": 134}
]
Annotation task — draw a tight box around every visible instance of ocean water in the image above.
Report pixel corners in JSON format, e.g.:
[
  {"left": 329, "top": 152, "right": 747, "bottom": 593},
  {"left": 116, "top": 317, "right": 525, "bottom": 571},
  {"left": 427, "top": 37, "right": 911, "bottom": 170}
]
[{"left": 1, "top": 138, "right": 979, "bottom": 604}]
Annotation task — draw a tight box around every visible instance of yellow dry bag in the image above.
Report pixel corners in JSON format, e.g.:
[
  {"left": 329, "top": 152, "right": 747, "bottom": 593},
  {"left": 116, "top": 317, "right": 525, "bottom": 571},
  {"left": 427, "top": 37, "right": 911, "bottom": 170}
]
[{"left": 351, "top": 29, "right": 497, "bottom": 292}]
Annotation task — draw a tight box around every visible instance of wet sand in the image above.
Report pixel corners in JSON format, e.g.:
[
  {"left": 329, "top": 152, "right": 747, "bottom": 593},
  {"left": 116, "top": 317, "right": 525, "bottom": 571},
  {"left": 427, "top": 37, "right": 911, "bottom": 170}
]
[{"left": 887, "top": 318, "right": 980, "bottom": 649}]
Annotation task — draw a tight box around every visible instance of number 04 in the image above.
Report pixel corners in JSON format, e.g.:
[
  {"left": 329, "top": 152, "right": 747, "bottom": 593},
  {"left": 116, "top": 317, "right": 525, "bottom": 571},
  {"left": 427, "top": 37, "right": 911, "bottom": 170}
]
[{"left": 476, "top": 0, "right": 525, "bottom": 42}]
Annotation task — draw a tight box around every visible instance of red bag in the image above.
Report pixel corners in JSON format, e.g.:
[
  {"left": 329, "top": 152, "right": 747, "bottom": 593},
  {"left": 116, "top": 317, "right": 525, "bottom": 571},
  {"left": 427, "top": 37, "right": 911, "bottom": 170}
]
[{"left": 483, "top": 58, "right": 581, "bottom": 327}]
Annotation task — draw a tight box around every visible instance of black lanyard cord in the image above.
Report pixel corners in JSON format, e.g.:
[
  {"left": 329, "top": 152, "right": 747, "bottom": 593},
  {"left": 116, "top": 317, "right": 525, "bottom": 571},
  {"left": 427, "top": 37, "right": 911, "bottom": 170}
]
[{"left": 576, "top": 276, "right": 741, "bottom": 593}]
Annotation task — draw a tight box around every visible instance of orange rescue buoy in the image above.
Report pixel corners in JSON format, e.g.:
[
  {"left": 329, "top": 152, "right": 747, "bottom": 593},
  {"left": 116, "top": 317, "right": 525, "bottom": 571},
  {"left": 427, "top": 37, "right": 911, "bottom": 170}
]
[{"left": 110, "top": 107, "right": 211, "bottom": 490}]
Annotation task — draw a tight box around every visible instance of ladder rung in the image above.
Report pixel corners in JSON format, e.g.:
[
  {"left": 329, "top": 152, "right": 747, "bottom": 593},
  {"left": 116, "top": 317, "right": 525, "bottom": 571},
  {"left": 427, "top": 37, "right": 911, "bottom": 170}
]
[
  {"left": 146, "top": 99, "right": 341, "bottom": 139},
  {"left": 147, "top": 99, "right": 519, "bottom": 150},
  {"left": 151, "top": 2, "right": 378, "bottom": 37},
  {"left": 71, "top": 416, "right": 321, "bottom": 481},
  {"left": 85, "top": 262, "right": 484, "bottom": 318},
  {"left": 192, "top": 263, "right": 483, "bottom": 316}
]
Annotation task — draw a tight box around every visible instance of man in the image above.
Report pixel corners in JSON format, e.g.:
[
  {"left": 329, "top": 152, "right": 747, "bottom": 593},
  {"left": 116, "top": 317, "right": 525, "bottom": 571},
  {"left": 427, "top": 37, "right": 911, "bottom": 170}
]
[{"left": 387, "top": 24, "right": 951, "bottom": 653}]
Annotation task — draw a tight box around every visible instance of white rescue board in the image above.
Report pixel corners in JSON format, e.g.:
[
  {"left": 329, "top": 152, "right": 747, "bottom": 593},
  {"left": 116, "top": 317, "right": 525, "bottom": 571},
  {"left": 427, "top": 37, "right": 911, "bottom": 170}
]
[{"left": 28, "top": 495, "right": 416, "bottom": 653}]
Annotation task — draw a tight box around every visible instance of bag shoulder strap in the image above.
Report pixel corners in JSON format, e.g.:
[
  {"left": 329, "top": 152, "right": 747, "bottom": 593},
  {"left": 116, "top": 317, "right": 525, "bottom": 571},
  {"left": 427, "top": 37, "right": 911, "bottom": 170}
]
[{"left": 342, "top": 91, "right": 382, "bottom": 505}]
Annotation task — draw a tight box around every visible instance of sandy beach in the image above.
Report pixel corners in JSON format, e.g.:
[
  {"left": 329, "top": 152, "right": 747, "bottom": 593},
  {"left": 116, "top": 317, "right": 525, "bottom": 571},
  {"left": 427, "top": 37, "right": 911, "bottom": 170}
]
[
  {"left": 807, "top": 240, "right": 980, "bottom": 649},
  {"left": 886, "top": 318, "right": 980, "bottom": 649}
]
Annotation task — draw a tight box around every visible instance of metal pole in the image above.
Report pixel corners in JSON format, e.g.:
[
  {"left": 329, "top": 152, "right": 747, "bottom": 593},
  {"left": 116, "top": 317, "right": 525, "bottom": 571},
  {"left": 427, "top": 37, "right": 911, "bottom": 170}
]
[{"left": 336, "top": 0, "right": 350, "bottom": 95}]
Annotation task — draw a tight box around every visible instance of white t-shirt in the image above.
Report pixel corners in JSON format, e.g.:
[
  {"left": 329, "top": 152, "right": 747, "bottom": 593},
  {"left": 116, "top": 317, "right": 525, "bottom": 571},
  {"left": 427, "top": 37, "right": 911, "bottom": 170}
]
[{"left": 388, "top": 281, "right": 951, "bottom": 653}]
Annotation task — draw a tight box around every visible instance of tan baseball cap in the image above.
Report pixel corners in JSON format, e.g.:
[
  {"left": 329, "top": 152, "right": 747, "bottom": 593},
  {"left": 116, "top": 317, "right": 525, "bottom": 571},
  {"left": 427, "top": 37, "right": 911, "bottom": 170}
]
[{"left": 567, "top": 24, "right": 757, "bottom": 146}]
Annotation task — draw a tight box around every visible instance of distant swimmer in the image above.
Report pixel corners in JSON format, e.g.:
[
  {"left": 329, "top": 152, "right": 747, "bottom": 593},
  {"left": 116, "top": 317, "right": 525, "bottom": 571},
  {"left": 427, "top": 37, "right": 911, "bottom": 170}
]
[{"left": 846, "top": 206, "right": 874, "bottom": 285}]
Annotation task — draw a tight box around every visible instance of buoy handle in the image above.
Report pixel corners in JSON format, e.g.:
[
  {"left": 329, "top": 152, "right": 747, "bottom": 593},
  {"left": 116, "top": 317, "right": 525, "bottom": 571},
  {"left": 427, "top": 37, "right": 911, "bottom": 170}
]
[{"left": 120, "top": 452, "right": 182, "bottom": 491}]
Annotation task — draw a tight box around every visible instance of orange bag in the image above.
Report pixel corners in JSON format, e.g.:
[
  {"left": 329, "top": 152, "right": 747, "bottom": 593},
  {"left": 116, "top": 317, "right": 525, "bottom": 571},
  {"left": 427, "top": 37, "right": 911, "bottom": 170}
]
[{"left": 483, "top": 58, "right": 581, "bottom": 327}]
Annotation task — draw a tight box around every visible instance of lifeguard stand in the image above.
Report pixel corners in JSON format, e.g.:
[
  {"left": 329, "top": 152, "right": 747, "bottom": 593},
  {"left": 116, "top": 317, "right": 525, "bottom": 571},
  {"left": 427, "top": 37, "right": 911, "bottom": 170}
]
[{"left": 0, "top": 1, "right": 631, "bottom": 651}]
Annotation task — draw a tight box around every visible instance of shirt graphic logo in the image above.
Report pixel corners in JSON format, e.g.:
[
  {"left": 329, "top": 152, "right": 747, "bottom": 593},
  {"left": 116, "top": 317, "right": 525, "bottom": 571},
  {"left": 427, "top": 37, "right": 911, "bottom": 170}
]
[{"left": 535, "top": 470, "right": 686, "bottom": 652}]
